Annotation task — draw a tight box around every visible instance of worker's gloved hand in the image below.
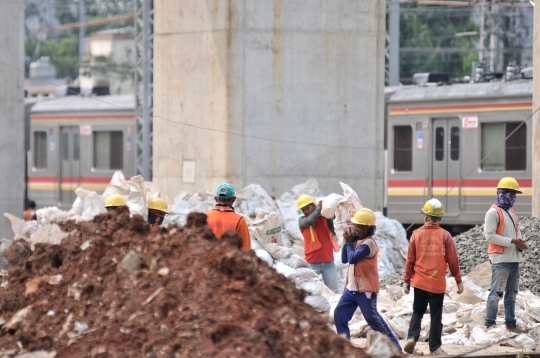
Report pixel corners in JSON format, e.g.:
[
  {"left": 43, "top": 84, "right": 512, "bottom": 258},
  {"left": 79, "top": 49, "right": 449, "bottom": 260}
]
[
  {"left": 457, "top": 283, "right": 464, "bottom": 295},
  {"left": 403, "top": 282, "right": 410, "bottom": 295}
]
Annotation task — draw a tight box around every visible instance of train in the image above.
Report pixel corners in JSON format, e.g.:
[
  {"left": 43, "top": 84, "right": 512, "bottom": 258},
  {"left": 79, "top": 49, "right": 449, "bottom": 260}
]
[
  {"left": 385, "top": 79, "right": 533, "bottom": 227},
  {"left": 26, "top": 95, "right": 135, "bottom": 209},
  {"left": 26, "top": 78, "right": 534, "bottom": 229}
]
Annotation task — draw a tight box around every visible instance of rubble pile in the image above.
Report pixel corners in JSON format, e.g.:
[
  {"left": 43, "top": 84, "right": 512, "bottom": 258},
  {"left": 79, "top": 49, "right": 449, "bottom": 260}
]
[
  {"left": 0, "top": 209, "right": 371, "bottom": 358},
  {"left": 453, "top": 216, "right": 540, "bottom": 294}
]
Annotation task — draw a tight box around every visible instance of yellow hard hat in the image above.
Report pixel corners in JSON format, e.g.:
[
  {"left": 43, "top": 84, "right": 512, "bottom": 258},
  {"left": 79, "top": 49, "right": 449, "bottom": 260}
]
[
  {"left": 351, "top": 208, "right": 376, "bottom": 226},
  {"left": 422, "top": 198, "right": 444, "bottom": 217},
  {"left": 104, "top": 194, "right": 127, "bottom": 208},
  {"left": 148, "top": 198, "right": 169, "bottom": 213},
  {"left": 297, "top": 194, "right": 315, "bottom": 210},
  {"left": 497, "top": 177, "right": 522, "bottom": 194}
]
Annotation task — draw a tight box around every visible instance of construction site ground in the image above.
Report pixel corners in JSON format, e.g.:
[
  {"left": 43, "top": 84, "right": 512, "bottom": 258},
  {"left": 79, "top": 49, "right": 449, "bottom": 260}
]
[{"left": 352, "top": 338, "right": 538, "bottom": 357}]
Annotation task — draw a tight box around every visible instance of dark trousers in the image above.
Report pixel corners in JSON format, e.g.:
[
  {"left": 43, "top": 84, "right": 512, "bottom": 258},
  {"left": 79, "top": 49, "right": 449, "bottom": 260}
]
[{"left": 407, "top": 287, "right": 444, "bottom": 352}]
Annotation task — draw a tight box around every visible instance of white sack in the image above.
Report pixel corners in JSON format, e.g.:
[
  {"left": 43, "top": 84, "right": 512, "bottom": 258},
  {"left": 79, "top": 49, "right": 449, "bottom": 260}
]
[
  {"left": 250, "top": 239, "right": 263, "bottom": 251},
  {"left": 102, "top": 170, "right": 130, "bottom": 198},
  {"left": 254, "top": 249, "right": 273, "bottom": 267},
  {"left": 234, "top": 184, "right": 277, "bottom": 218},
  {"left": 276, "top": 254, "right": 309, "bottom": 269},
  {"left": 321, "top": 193, "right": 343, "bottom": 219},
  {"left": 126, "top": 175, "right": 148, "bottom": 218},
  {"left": 290, "top": 178, "right": 324, "bottom": 199},
  {"left": 276, "top": 192, "right": 303, "bottom": 243},
  {"left": 273, "top": 261, "right": 295, "bottom": 278},
  {"left": 288, "top": 267, "right": 319, "bottom": 281},
  {"left": 30, "top": 224, "right": 69, "bottom": 250},
  {"left": 0, "top": 239, "right": 13, "bottom": 270},
  {"left": 298, "top": 280, "right": 324, "bottom": 296},
  {"left": 264, "top": 243, "right": 293, "bottom": 260},
  {"left": 333, "top": 182, "right": 363, "bottom": 244},
  {"left": 81, "top": 192, "right": 106, "bottom": 221},
  {"left": 281, "top": 233, "right": 293, "bottom": 248},
  {"left": 249, "top": 213, "right": 283, "bottom": 246},
  {"left": 304, "top": 294, "right": 330, "bottom": 312},
  {"left": 161, "top": 196, "right": 191, "bottom": 227},
  {"left": 187, "top": 191, "right": 215, "bottom": 213}
]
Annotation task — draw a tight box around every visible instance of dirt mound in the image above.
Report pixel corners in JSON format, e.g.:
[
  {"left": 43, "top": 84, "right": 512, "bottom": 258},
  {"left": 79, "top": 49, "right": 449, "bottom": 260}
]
[{"left": 0, "top": 209, "right": 371, "bottom": 358}]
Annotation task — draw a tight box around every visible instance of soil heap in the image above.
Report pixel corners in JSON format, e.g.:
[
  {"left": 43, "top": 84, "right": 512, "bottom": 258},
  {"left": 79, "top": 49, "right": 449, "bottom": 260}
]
[
  {"left": 453, "top": 216, "right": 540, "bottom": 294},
  {"left": 0, "top": 209, "right": 372, "bottom": 358}
]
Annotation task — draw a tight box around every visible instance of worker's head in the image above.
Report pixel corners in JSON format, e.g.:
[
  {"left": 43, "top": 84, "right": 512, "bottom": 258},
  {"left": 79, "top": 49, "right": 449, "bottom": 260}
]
[
  {"left": 496, "top": 177, "right": 521, "bottom": 209},
  {"left": 148, "top": 197, "right": 169, "bottom": 226},
  {"left": 297, "top": 194, "right": 316, "bottom": 216},
  {"left": 350, "top": 208, "right": 377, "bottom": 239},
  {"left": 27, "top": 200, "right": 36, "bottom": 210},
  {"left": 422, "top": 198, "right": 444, "bottom": 224},
  {"left": 104, "top": 194, "right": 127, "bottom": 212},
  {"left": 214, "top": 183, "right": 236, "bottom": 206}
]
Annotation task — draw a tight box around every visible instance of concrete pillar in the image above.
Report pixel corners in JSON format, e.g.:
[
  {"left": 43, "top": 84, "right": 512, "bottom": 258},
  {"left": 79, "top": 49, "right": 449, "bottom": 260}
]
[
  {"left": 154, "top": 0, "right": 386, "bottom": 210},
  {"left": 0, "top": 0, "right": 24, "bottom": 236},
  {"left": 532, "top": 1, "right": 540, "bottom": 217}
]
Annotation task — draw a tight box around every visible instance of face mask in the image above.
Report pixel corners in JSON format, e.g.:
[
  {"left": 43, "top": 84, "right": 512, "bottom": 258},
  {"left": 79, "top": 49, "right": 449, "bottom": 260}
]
[{"left": 495, "top": 190, "right": 516, "bottom": 210}]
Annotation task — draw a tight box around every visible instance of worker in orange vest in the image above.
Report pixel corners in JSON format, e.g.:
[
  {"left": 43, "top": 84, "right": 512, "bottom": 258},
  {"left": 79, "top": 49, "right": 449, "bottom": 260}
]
[
  {"left": 206, "top": 183, "right": 251, "bottom": 251},
  {"left": 148, "top": 198, "right": 169, "bottom": 230},
  {"left": 334, "top": 208, "right": 401, "bottom": 349},
  {"left": 403, "top": 198, "right": 463, "bottom": 356},
  {"left": 297, "top": 194, "right": 339, "bottom": 293},
  {"left": 484, "top": 177, "right": 529, "bottom": 334},
  {"left": 23, "top": 200, "right": 37, "bottom": 221}
]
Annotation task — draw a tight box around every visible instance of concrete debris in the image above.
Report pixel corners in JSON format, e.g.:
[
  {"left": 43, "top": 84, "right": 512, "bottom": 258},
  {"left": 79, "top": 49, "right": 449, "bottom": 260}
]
[
  {"left": 30, "top": 224, "right": 69, "bottom": 251},
  {"left": 116, "top": 251, "right": 141, "bottom": 275},
  {"left": 365, "top": 331, "right": 402, "bottom": 358}
]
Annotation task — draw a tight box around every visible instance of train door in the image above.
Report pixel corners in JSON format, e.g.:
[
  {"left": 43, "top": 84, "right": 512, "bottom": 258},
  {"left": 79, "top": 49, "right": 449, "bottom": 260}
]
[
  {"left": 432, "top": 119, "right": 461, "bottom": 216},
  {"left": 59, "top": 126, "right": 80, "bottom": 206}
]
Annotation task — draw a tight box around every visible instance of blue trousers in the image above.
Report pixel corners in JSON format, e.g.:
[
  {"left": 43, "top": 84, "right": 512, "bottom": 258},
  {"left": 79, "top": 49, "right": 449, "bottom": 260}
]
[
  {"left": 334, "top": 289, "right": 401, "bottom": 349},
  {"left": 485, "top": 262, "right": 519, "bottom": 328}
]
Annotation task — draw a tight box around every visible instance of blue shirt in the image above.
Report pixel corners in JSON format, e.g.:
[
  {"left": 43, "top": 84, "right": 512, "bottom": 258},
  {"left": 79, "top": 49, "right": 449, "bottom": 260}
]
[{"left": 341, "top": 240, "right": 371, "bottom": 265}]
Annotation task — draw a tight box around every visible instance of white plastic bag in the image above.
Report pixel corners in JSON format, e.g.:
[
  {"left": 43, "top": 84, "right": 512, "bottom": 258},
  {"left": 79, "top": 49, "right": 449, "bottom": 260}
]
[
  {"left": 304, "top": 294, "right": 330, "bottom": 312},
  {"left": 254, "top": 249, "right": 273, "bottom": 267},
  {"left": 276, "top": 254, "right": 309, "bottom": 269},
  {"left": 81, "top": 192, "right": 107, "bottom": 221},
  {"left": 161, "top": 196, "right": 191, "bottom": 227},
  {"left": 298, "top": 280, "right": 324, "bottom": 296},
  {"left": 126, "top": 175, "right": 148, "bottom": 218},
  {"left": 187, "top": 191, "right": 215, "bottom": 213},
  {"left": 276, "top": 192, "right": 303, "bottom": 243},
  {"left": 102, "top": 171, "right": 130, "bottom": 198},
  {"left": 234, "top": 184, "right": 277, "bottom": 218}
]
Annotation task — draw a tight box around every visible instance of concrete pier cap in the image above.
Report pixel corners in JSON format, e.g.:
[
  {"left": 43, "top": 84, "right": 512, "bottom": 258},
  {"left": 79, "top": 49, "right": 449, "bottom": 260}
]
[{"left": 154, "top": 0, "right": 386, "bottom": 210}]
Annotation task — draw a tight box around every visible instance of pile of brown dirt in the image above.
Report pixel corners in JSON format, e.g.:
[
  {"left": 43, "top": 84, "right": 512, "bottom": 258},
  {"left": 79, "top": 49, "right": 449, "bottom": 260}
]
[{"left": 0, "top": 209, "right": 372, "bottom": 358}]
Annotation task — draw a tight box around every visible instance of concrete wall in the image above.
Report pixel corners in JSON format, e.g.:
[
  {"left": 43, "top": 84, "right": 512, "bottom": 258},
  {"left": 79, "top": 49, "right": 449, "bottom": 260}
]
[
  {"left": 154, "top": 0, "right": 386, "bottom": 210},
  {"left": 532, "top": 2, "right": 540, "bottom": 217},
  {"left": 0, "top": 0, "right": 24, "bottom": 237}
]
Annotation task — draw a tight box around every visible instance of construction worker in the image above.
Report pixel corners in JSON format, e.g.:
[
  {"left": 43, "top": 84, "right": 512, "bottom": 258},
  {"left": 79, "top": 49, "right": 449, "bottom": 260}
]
[
  {"left": 148, "top": 197, "right": 168, "bottom": 230},
  {"left": 403, "top": 198, "right": 463, "bottom": 356},
  {"left": 298, "top": 194, "right": 339, "bottom": 293},
  {"left": 206, "top": 183, "right": 251, "bottom": 251},
  {"left": 484, "top": 177, "right": 529, "bottom": 333},
  {"left": 334, "top": 208, "right": 401, "bottom": 349},
  {"left": 23, "top": 200, "right": 37, "bottom": 221},
  {"left": 104, "top": 194, "right": 127, "bottom": 212}
]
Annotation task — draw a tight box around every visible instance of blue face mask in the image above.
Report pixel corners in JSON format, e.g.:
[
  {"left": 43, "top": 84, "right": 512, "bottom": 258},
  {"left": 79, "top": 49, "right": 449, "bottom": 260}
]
[{"left": 495, "top": 190, "right": 516, "bottom": 210}]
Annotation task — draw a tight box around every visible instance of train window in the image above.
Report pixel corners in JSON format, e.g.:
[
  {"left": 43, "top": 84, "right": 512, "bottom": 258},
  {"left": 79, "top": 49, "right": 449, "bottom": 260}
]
[
  {"left": 435, "top": 127, "right": 444, "bottom": 161},
  {"left": 482, "top": 122, "right": 526, "bottom": 171},
  {"left": 62, "top": 133, "right": 69, "bottom": 161},
  {"left": 33, "top": 131, "right": 47, "bottom": 169},
  {"left": 73, "top": 133, "right": 80, "bottom": 161},
  {"left": 93, "top": 131, "right": 123, "bottom": 170},
  {"left": 450, "top": 127, "right": 460, "bottom": 161},
  {"left": 393, "top": 126, "right": 412, "bottom": 171}
]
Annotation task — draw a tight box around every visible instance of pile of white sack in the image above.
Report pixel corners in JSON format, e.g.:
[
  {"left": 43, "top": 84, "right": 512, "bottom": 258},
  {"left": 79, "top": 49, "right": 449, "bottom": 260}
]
[{"left": 2, "top": 172, "right": 409, "bottom": 313}]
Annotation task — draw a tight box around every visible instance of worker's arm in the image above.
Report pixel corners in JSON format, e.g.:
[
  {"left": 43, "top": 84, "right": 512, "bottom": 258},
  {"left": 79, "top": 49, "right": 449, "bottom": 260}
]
[
  {"left": 403, "top": 234, "right": 417, "bottom": 284},
  {"left": 344, "top": 240, "right": 371, "bottom": 265},
  {"left": 235, "top": 217, "right": 251, "bottom": 251},
  {"left": 298, "top": 209, "right": 321, "bottom": 229},
  {"left": 484, "top": 209, "right": 513, "bottom": 247},
  {"left": 443, "top": 232, "right": 462, "bottom": 284}
]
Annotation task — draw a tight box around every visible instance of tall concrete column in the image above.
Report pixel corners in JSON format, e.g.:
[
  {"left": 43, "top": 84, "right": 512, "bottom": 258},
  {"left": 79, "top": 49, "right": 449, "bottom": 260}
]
[
  {"left": 532, "top": 1, "right": 540, "bottom": 217},
  {"left": 0, "top": 0, "right": 25, "bottom": 236},
  {"left": 154, "top": 0, "right": 386, "bottom": 210}
]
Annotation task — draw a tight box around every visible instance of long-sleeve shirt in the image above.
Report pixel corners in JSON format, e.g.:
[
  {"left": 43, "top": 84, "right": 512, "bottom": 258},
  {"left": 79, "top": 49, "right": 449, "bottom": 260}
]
[
  {"left": 484, "top": 207, "right": 522, "bottom": 264},
  {"left": 404, "top": 225, "right": 462, "bottom": 285},
  {"left": 342, "top": 238, "right": 377, "bottom": 293}
]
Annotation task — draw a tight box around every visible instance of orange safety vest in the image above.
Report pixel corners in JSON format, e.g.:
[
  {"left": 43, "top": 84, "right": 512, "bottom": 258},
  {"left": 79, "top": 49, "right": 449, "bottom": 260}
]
[
  {"left": 206, "top": 206, "right": 242, "bottom": 238},
  {"left": 411, "top": 226, "right": 448, "bottom": 294},
  {"left": 344, "top": 237, "right": 380, "bottom": 293},
  {"left": 488, "top": 204, "right": 519, "bottom": 254},
  {"left": 301, "top": 216, "right": 340, "bottom": 255}
]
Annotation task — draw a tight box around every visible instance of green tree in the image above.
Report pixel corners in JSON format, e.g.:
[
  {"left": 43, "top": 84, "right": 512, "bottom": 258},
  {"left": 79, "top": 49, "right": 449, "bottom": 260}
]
[{"left": 397, "top": 4, "right": 479, "bottom": 82}]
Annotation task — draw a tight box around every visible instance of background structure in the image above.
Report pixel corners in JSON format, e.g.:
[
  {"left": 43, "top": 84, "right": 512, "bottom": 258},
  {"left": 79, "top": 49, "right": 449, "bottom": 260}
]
[{"left": 153, "top": 0, "right": 386, "bottom": 209}]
